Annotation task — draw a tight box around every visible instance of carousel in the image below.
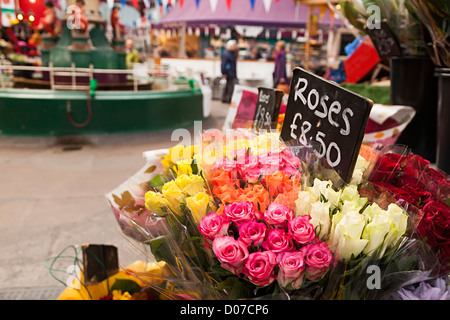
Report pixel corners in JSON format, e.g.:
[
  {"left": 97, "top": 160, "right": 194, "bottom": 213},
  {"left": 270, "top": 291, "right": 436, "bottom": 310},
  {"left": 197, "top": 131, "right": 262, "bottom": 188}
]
[{"left": 0, "top": 0, "right": 209, "bottom": 136}]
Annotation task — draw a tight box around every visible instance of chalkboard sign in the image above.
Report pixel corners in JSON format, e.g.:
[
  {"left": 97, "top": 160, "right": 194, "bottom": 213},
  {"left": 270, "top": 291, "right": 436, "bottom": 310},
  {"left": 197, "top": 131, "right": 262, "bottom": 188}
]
[
  {"left": 82, "top": 244, "right": 119, "bottom": 285},
  {"left": 366, "top": 21, "right": 402, "bottom": 58},
  {"left": 253, "top": 87, "right": 284, "bottom": 130},
  {"left": 280, "top": 68, "right": 373, "bottom": 183}
]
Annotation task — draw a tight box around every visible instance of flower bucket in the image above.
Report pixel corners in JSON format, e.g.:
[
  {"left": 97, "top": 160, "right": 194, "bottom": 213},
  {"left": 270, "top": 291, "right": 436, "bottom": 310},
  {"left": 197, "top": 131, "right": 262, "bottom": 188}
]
[
  {"left": 390, "top": 56, "right": 438, "bottom": 162},
  {"left": 435, "top": 68, "right": 450, "bottom": 173}
]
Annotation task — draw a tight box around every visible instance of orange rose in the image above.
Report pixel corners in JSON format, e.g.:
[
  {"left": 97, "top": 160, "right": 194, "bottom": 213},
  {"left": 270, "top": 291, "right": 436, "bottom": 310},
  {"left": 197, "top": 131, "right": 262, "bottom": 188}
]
[
  {"left": 265, "top": 171, "right": 289, "bottom": 199},
  {"left": 213, "top": 184, "right": 239, "bottom": 204},
  {"left": 209, "top": 169, "right": 234, "bottom": 187}
]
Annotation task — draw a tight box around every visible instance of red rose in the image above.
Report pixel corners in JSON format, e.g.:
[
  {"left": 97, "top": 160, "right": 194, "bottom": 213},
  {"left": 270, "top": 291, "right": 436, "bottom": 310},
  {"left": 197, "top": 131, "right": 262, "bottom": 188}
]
[
  {"left": 396, "top": 167, "right": 423, "bottom": 188},
  {"left": 404, "top": 154, "right": 430, "bottom": 171},
  {"left": 417, "top": 200, "right": 450, "bottom": 264},
  {"left": 369, "top": 153, "right": 406, "bottom": 184},
  {"left": 401, "top": 184, "right": 433, "bottom": 208}
]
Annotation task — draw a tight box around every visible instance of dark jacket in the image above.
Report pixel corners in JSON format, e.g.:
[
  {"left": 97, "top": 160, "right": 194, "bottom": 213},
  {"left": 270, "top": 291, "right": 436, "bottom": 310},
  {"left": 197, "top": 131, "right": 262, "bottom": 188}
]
[
  {"left": 273, "top": 49, "right": 287, "bottom": 86},
  {"left": 221, "top": 49, "right": 237, "bottom": 79}
]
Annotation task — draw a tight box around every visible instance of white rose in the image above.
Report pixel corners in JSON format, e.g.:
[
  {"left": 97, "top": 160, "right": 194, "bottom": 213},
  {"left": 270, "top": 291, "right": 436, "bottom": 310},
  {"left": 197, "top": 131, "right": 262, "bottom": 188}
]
[
  {"left": 310, "top": 201, "right": 331, "bottom": 240},
  {"left": 362, "top": 213, "right": 391, "bottom": 256},
  {"left": 329, "top": 211, "right": 368, "bottom": 262},
  {"left": 295, "top": 191, "right": 315, "bottom": 216},
  {"left": 385, "top": 203, "right": 408, "bottom": 247}
]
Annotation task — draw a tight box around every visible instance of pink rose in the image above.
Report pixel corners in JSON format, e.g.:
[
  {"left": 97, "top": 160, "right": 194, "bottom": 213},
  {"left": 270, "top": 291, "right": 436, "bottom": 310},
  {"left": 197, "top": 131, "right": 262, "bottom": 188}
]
[
  {"left": 212, "top": 236, "right": 249, "bottom": 275},
  {"left": 236, "top": 154, "right": 259, "bottom": 172},
  {"left": 263, "top": 202, "right": 294, "bottom": 227},
  {"left": 288, "top": 215, "right": 316, "bottom": 244},
  {"left": 243, "top": 167, "right": 264, "bottom": 184},
  {"left": 198, "top": 212, "right": 230, "bottom": 242},
  {"left": 281, "top": 149, "right": 301, "bottom": 169},
  {"left": 212, "top": 157, "right": 237, "bottom": 172},
  {"left": 262, "top": 229, "right": 294, "bottom": 253},
  {"left": 277, "top": 251, "right": 305, "bottom": 289},
  {"left": 238, "top": 220, "right": 267, "bottom": 247},
  {"left": 243, "top": 251, "right": 277, "bottom": 287},
  {"left": 300, "top": 242, "right": 333, "bottom": 281},
  {"left": 281, "top": 166, "right": 300, "bottom": 178},
  {"left": 223, "top": 201, "right": 262, "bottom": 224},
  {"left": 259, "top": 153, "right": 283, "bottom": 173}
]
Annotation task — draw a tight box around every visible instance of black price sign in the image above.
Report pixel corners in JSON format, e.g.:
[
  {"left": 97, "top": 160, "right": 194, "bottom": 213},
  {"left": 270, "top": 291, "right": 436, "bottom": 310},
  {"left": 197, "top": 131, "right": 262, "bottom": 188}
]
[
  {"left": 366, "top": 21, "right": 402, "bottom": 58},
  {"left": 280, "top": 68, "right": 373, "bottom": 183},
  {"left": 253, "top": 87, "right": 284, "bottom": 130}
]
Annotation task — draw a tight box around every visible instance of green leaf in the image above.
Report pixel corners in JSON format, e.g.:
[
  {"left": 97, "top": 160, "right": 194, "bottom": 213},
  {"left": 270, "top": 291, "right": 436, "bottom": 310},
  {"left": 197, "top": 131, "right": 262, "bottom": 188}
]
[
  {"left": 110, "top": 279, "right": 142, "bottom": 295},
  {"left": 149, "top": 174, "right": 164, "bottom": 189},
  {"left": 229, "top": 280, "right": 251, "bottom": 300},
  {"left": 216, "top": 277, "right": 238, "bottom": 291},
  {"left": 149, "top": 235, "right": 176, "bottom": 266},
  {"left": 191, "top": 159, "right": 198, "bottom": 175}
]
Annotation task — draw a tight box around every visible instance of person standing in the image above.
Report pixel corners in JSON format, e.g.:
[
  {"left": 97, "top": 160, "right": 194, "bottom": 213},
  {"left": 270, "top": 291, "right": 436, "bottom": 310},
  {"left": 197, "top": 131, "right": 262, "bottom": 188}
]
[
  {"left": 221, "top": 40, "right": 238, "bottom": 103},
  {"left": 273, "top": 40, "right": 287, "bottom": 88}
]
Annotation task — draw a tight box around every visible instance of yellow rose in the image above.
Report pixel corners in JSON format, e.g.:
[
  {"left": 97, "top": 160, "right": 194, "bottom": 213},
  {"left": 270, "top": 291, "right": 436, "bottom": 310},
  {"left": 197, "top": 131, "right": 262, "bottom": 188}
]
[
  {"left": 175, "top": 174, "right": 206, "bottom": 197},
  {"left": 193, "top": 153, "right": 203, "bottom": 171},
  {"left": 161, "top": 180, "right": 185, "bottom": 215},
  {"left": 175, "top": 159, "right": 194, "bottom": 176},
  {"left": 145, "top": 191, "right": 175, "bottom": 216},
  {"left": 186, "top": 192, "right": 214, "bottom": 224}
]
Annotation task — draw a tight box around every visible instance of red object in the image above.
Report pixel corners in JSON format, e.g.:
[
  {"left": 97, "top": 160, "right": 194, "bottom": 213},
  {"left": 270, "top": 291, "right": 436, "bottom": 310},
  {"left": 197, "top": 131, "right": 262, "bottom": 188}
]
[
  {"left": 226, "top": 0, "right": 232, "bottom": 10},
  {"left": 343, "top": 38, "right": 381, "bottom": 83},
  {"left": 179, "top": 0, "right": 184, "bottom": 8},
  {"left": 131, "top": 0, "right": 138, "bottom": 9},
  {"left": 19, "top": 0, "right": 47, "bottom": 27}
]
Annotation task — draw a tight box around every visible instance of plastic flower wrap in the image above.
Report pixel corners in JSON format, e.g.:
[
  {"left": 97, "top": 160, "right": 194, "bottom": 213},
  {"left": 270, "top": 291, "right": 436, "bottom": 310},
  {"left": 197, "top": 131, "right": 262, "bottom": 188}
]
[
  {"left": 105, "top": 127, "right": 447, "bottom": 300},
  {"left": 393, "top": 274, "right": 450, "bottom": 300}
]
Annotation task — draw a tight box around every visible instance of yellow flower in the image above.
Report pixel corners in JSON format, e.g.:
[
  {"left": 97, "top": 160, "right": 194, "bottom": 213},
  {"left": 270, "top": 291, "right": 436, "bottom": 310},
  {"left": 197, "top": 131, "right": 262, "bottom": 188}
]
[
  {"left": 112, "top": 290, "right": 132, "bottom": 300},
  {"left": 176, "top": 159, "right": 194, "bottom": 176},
  {"left": 145, "top": 191, "right": 175, "bottom": 216},
  {"left": 161, "top": 180, "right": 185, "bottom": 215},
  {"left": 186, "top": 192, "right": 214, "bottom": 224},
  {"left": 175, "top": 174, "right": 206, "bottom": 197}
]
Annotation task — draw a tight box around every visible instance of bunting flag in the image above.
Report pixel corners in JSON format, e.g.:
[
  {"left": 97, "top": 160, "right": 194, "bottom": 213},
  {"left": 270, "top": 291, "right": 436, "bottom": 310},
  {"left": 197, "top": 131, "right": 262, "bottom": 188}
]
[
  {"left": 195, "top": 0, "right": 201, "bottom": 8},
  {"left": 131, "top": 0, "right": 139, "bottom": 9},
  {"left": 262, "top": 0, "right": 272, "bottom": 13},
  {"left": 179, "top": 0, "right": 185, "bottom": 8},
  {"left": 249, "top": 0, "right": 255, "bottom": 10},
  {"left": 209, "top": 0, "right": 218, "bottom": 12},
  {"left": 121, "top": 0, "right": 126, "bottom": 6},
  {"left": 143, "top": 0, "right": 150, "bottom": 8},
  {"left": 226, "top": 0, "right": 232, "bottom": 10},
  {"left": 107, "top": 0, "right": 115, "bottom": 8}
]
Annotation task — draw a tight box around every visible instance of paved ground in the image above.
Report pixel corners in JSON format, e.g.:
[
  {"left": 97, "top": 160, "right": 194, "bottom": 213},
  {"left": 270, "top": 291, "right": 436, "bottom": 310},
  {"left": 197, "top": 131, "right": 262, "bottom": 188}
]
[{"left": 0, "top": 99, "right": 230, "bottom": 299}]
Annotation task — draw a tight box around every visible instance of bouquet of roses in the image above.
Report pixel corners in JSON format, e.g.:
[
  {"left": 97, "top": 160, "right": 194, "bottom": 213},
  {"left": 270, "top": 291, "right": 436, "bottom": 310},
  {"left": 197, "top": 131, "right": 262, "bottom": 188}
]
[{"left": 366, "top": 145, "right": 450, "bottom": 271}]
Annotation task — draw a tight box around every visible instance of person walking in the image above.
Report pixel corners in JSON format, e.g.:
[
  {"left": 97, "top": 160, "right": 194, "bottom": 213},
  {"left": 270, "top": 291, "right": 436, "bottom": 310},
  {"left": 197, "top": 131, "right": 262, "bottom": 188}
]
[
  {"left": 221, "top": 40, "right": 238, "bottom": 103},
  {"left": 273, "top": 40, "right": 288, "bottom": 88}
]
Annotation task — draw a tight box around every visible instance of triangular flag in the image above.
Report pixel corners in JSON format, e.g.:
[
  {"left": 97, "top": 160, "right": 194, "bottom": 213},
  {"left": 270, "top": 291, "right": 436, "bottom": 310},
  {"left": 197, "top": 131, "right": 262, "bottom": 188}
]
[
  {"left": 107, "top": 0, "right": 114, "bottom": 9},
  {"left": 121, "top": 0, "right": 126, "bottom": 6},
  {"left": 209, "top": 0, "right": 218, "bottom": 12},
  {"left": 195, "top": 0, "right": 201, "bottom": 8},
  {"left": 249, "top": 0, "right": 255, "bottom": 10},
  {"left": 131, "top": 0, "right": 138, "bottom": 9},
  {"left": 179, "top": 0, "right": 185, "bottom": 8},
  {"left": 226, "top": 0, "right": 232, "bottom": 10},
  {"left": 262, "top": 0, "right": 272, "bottom": 13}
]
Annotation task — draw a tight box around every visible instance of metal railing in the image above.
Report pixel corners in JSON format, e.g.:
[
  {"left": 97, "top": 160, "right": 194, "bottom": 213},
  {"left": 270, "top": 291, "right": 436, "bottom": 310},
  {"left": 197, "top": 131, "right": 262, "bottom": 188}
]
[{"left": 0, "top": 61, "right": 172, "bottom": 92}]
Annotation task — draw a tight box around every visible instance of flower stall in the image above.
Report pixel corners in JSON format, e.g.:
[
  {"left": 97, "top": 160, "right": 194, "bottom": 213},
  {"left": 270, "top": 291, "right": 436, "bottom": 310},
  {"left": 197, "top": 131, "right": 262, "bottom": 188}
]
[{"left": 44, "top": 63, "right": 450, "bottom": 302}]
